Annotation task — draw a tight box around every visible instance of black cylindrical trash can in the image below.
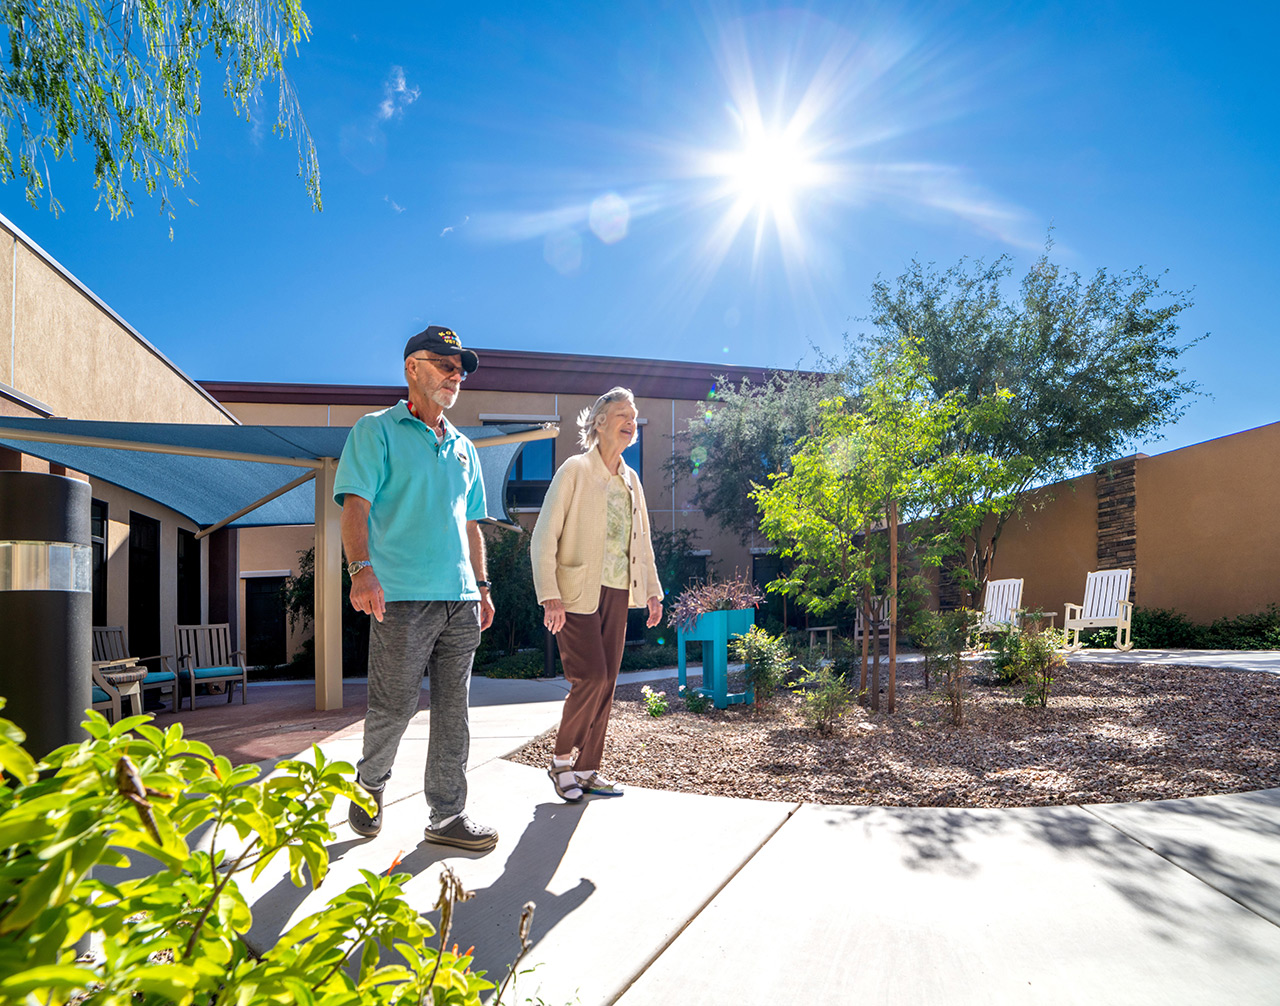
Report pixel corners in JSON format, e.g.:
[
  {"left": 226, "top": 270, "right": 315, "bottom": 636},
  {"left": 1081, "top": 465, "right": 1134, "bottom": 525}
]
[{"left": 0, "top": 471, "right": 92, "bottom": 759}]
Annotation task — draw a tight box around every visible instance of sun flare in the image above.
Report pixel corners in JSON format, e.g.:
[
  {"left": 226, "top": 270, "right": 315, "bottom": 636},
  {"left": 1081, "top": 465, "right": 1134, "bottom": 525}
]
[{"left": 723, "top": 127, "right": 820, "bottom": 216}]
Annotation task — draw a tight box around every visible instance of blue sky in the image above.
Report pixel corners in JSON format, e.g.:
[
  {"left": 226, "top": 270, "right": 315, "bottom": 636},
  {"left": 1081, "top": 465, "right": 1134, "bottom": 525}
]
[{"left": 3, "top": 1, "right": 1276, "bottom": 457}]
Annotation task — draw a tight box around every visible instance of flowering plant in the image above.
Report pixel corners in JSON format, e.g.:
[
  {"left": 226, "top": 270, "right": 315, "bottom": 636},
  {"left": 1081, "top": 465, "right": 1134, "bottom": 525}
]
[
  {"left": 640, "top": 684, "right": 669, "bottom": 717},
  {"left": 668, "top": 573, "right": 765, "bottom": 631}
]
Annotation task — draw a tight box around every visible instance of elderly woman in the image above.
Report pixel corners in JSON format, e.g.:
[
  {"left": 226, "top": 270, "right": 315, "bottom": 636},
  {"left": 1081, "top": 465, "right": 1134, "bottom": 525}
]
[{"left": 531, "top": 387, "right": 664, "bottom": 802}]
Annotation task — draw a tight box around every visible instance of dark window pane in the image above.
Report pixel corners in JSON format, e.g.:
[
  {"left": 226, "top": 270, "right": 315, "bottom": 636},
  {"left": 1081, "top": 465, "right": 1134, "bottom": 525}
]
[
  {"left": 177, "top": 529, "right": 201, "bottom": 624},
  {"left": 91, "top": 500, "right": 107, "bottom": 625},
  {"left": 622, "top": 428, "right": 642, "bottom": 474},
  {"left": 516, "top": 438, "right": 554, "bottom": 481}
]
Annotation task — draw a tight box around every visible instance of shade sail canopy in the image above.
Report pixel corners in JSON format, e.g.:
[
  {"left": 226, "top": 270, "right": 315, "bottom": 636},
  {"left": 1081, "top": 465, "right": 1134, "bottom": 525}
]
[{"left": 0, "top": 417, "right": 551, "bottom": 529}]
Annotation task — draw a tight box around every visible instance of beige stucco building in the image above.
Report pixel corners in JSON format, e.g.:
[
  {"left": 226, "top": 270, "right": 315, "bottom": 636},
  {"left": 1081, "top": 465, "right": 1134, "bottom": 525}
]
[{"left": 1, "top": 212, "right": 240, "bottom": 667}]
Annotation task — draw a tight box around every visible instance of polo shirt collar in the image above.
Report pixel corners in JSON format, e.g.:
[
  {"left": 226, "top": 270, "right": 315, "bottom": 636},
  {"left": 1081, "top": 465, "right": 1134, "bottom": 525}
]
[{"left": 393, "top": 399, "right": 458, "bottom": 442}]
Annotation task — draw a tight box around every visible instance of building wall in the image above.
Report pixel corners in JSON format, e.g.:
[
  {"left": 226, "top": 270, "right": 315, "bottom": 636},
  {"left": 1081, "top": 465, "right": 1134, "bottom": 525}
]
[
  {"left": 0, "top": 213, "right": 236, "bottom": 677},
  {"left": 205, "top": 362, "right": 772, "bottom": 658},
  {"left": 0, "top": 220, "right": 236, "bottom": 424},
  {"left": 237, "top": 525, "right": 315, "bottom": 661},
  {"left": 986, "top": 423, "right": 1280, "bottom": 625},
  {"left": 1137, "top": 422, "right": 1280, "bottom": 622},
  {"left": 987, "top": 474, "right": 1099, "bottom": 619}
]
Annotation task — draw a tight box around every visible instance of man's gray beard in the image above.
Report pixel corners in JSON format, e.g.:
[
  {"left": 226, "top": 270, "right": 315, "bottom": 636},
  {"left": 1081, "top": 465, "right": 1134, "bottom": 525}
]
[{"left": 432, "top": 387, "right": 459, "bottom": 409}]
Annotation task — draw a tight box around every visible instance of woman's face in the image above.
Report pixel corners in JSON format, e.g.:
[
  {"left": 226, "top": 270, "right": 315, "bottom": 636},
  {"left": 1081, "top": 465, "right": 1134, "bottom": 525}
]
[{"left": 598, "top": 399, "right": 638, "bottom": 451}]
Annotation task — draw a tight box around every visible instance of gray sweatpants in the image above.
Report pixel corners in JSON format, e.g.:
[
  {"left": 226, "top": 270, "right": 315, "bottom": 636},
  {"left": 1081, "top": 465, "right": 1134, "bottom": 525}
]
[{"left": 357, "top": 600, "right": 480, "bottom": 824}]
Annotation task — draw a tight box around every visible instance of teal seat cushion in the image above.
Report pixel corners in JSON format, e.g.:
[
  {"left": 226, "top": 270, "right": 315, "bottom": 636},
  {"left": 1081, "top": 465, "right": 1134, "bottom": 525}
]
[
  {"left": 92, "top": 686, "right": 111, "bottom": 704},
  {"left": 143, "top": 670, "right": 175, "bottom": 686},
  {"left": 177, "top": 666, "right": 242, "bottom": 682}
]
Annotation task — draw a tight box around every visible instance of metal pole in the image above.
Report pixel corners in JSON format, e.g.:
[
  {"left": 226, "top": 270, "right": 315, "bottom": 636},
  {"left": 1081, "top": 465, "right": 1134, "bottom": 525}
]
[{"left": 0, "top": 472, "right": 91, "bottom": 758}]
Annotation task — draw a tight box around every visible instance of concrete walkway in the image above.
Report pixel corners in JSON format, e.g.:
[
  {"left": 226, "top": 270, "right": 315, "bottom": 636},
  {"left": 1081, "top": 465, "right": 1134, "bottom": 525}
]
[{"left": 227, "top": 652, "right": 1280, "bottom": 1005}]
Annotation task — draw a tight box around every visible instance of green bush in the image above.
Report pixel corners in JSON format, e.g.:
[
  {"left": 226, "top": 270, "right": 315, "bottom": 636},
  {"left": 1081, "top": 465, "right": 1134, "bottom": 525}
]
[
  {"left": 1081, "top": 603, "right": 1280, "bottom": 650},
  {"left": 729, "top": 625, "right": 793, "bottom": 701},
  {"left": 792, "top": 664, "right": 853, "bottom": 734},
  {"left": 912, "top": 608, "right": 978, "bottom": 725},
  {"left": 477, "top": 649, "right": 552, "bottom": 679},
  {"left": 0, "top": 699, "right": 521, "bottom": 1005}
]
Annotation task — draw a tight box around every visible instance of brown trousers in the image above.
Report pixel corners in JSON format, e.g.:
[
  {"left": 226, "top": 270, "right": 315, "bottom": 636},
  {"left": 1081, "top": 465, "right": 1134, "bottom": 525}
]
[{"left": 554, "top": 585, "right": 629, "bottom": 771}]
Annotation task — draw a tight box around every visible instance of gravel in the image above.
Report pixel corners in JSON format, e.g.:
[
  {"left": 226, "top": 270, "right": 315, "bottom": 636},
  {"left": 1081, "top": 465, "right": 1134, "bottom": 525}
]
[{"left": 505, "top": 661, "right": 1280, "bottom": 807}]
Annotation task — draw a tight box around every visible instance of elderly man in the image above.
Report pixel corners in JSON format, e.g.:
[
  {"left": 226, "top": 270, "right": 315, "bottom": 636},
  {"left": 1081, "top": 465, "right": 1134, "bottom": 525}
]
[{"left": 335, "top": 325, "right": 498, "bottom": 852}]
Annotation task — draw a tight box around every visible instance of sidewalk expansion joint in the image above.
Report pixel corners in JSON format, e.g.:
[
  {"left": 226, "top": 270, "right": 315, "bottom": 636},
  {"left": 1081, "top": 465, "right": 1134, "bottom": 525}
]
[
  {"left": 603, "top": 801, "right": 805, "bottom": 1006},
  {"left": 1079, "top": 803, "right": 1279, "bottom": 928}
]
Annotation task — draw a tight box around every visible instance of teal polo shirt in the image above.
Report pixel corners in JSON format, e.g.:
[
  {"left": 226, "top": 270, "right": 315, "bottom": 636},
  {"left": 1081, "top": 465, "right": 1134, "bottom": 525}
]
[{"left": 333, "top": 401, "right": 487, "bottom": 602}]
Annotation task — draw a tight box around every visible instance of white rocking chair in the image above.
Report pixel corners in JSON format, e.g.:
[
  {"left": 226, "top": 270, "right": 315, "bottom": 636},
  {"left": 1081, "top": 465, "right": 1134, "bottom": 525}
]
[
  {"left": 977, "top": 578, "right": 1024, "bottom": 632},
  {"left": 1063, "top": 569, "right": 1134, "bottom": 651}
]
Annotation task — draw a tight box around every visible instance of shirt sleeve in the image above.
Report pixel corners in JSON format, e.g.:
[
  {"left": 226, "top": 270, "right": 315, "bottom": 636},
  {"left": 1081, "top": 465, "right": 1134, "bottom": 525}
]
[
  {"left": 333, "top": 417, "right": 387, "bottom": 506},
  {"left": 464, "top": 440, "right": 487, "bottom": 522}
]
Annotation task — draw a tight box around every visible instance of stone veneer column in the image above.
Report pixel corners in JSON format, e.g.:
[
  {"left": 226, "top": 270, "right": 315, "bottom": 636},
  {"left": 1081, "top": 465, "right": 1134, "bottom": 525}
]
[{"left": 1094, "top": 454, "right": 1145, "bottom": 603}]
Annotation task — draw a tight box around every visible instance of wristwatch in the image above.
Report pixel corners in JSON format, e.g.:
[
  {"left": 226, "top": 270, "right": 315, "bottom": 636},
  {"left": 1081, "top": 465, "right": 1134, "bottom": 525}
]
[
  {"left": 347, "top": 560, "right": 373, "bottom": 577},
  {"left": 475, "top": 579, "right": 492, "bottom": 589}
]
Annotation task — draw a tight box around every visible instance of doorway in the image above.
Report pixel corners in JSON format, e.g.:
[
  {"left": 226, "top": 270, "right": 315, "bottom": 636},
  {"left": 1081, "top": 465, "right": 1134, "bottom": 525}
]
[{"left": 128, "top": 513, "right": 161, "bottom": 671}]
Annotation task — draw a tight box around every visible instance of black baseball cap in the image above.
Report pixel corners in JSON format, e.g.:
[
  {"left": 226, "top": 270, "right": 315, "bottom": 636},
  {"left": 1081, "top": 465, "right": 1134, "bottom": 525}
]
[{"left": 404, "top": 325, "right": 479, "bottom": 373}]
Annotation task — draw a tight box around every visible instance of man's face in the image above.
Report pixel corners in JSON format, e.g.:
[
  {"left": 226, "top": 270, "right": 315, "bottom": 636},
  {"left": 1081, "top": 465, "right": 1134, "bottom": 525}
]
[{"left": 406, "top": 352, "right": 465, "bottom": 410}]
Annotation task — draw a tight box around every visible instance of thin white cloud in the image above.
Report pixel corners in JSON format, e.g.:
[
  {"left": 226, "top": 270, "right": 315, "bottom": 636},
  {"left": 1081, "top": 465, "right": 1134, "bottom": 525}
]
[
  {"left": 440, "top": 215, "right": 469, "bottom": 237},
  {"left": 385, "top": 196, "right": 405, "bottom": 213},
  {"left": 377, "top": 66, "right": 421, "bottom": 122}
]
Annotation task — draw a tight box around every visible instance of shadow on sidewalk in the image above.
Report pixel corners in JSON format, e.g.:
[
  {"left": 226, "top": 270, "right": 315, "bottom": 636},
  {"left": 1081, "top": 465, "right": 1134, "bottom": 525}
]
[{"left": 434, "top": 801, "right": 594, "bottom": 991}]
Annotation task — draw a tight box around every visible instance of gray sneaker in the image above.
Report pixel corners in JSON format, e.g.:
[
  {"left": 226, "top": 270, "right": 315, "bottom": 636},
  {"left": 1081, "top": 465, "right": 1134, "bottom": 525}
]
[
  {"left": 348, "top": 784, "right": 384, "bottom": 837},
  {"left": 424, "top": 814, "right": 499, "bottom": 852}
]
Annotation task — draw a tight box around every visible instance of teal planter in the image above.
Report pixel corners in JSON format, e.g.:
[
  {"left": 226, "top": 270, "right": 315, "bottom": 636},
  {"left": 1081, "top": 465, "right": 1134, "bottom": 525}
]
[{"left": 677, "top": 608, "right": 755, "bottom": 709}]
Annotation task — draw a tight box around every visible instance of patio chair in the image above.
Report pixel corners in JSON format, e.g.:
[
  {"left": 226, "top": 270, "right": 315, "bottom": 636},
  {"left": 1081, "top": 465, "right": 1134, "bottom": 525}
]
[
  {"left": 92, "top": 625, "right": 177, "bottom": 711},
  {"left": 1063, "top": 569, "right": 1134, "bottom": 651},
  {"left": 174, "top": 623, "right": 249, "bottom": 710},
  {"left": 91, "top": 664, "right": 122, "bottom": 722},
  {"left": 853, "top": 595, "right": 891, "bottom": 648},
  {"left": 977, "top": 578, "right": 1024, "bottom": 632}
]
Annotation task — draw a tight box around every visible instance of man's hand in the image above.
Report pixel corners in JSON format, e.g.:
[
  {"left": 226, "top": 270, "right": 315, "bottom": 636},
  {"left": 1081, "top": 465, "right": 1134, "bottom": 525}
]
[
  {"left": 479, "top": 589, "right": 495, "bottom": 631},
  {"left": 646, "top": 595, "right": 663, "bottom": 628},
  {"left": 349, "top": 567, "right": 386, "bottom": 623},
  {"left": 542, "top": 598, "right": 567, "bottom": 635}
]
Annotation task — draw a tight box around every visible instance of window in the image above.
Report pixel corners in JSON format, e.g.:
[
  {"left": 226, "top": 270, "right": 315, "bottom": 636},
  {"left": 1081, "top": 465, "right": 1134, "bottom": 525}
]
[
  {"left": 90, "top": 500, "right": 107, "bottom": 625},
  {"left": 622, "top": 427, "right": 642, "bottom": 477},
  {"left": 483, "top": 420, "right": 556, "bottom": 509},
  {"left": 177, "top": 529, "right": 201, "bottom": 624}
]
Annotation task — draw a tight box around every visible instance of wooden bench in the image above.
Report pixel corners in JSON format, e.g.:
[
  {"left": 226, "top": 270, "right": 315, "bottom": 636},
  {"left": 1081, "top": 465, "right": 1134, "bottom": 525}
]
[{"left": 174, "top": 623, "right": 249, "bottom": 710}]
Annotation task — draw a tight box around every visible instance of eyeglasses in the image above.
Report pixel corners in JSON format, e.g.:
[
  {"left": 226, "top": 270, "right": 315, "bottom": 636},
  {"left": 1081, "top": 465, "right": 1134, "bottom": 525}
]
[{"left": 411, "top": 354, "right": 468, "bottom": 380}]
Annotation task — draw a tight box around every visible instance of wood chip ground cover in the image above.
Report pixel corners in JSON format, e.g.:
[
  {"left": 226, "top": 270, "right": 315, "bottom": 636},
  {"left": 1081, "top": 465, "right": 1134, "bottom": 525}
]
[{"left": 505, "top": 662, "right": 1280, "bottom": 807}]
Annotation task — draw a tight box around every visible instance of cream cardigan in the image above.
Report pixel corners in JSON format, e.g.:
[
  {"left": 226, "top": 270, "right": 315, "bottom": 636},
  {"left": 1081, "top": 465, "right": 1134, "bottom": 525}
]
[{"left": 531, "top": 448, "right": 664, "bottom": 613}]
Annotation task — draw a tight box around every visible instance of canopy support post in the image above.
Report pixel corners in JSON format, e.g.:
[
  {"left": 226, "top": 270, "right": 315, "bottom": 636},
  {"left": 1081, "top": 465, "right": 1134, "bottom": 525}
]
[{"left": 314, "top": 458, "right": 344, "bottom": 711}]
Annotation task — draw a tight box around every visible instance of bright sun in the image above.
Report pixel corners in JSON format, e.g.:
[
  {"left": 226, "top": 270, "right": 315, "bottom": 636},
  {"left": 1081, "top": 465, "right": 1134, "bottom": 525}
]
[{"left": 721, "top": 127, "right": 819, "bottom": 217}]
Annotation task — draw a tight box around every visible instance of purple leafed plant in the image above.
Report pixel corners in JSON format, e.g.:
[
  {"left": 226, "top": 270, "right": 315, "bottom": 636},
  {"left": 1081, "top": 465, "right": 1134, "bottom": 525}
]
[{"left": 669, "top": 574, "right": 765, "bottom": 632}]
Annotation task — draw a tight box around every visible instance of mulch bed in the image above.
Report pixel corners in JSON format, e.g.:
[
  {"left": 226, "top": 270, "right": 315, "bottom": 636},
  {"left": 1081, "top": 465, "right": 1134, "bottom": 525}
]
[{"left": 505, "top": 661, "right": 1280, "bottom": 807}]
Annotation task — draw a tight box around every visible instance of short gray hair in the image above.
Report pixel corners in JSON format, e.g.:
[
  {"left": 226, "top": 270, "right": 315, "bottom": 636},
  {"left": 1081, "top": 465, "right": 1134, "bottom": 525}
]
[{"left": 577, "top": 387, "right": 637, "bottom": 451}]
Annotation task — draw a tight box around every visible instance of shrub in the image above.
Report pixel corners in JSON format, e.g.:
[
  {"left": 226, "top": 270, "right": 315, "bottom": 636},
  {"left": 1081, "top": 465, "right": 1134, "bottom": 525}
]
[
  {"left": 640, "top": 685, "right": 669, "bottom": 717},
  {"left": 729, "top": 624, "right": 793, "bottom": 701},
  {"left": 0, "top": 699, "right": 526, "bottom": 1005},
  {"left": 792, "top": 664, "right": 853, "bottom": 734},
  {"left": 1080, "top": 603, "right": 1280, "bottom": 651},
  {"left": 680, "top": 687, "right": 711, "bottom": 714},
  {"left": 913, "top": 608, "right": 978, "bottom": 725}
]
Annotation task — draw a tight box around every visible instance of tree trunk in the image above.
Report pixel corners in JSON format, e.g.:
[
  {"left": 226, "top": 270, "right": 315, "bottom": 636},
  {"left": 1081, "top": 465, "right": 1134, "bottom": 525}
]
[
  {"left": 859, "top": 593, "right": 870, "bottom": 699},
  {"left": 887, "top": 499, "right": 898, "bottom": 714},
  {"left": 870, "top": 604, "right": 881, "bottom": 712}
]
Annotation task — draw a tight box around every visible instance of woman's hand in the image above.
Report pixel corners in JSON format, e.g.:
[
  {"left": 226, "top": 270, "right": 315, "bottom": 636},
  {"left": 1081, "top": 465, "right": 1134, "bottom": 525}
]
[
  {"left": 646, "top": 595, "right": 663, "bottom": 628},
  {"left": 543, "top": 599, "right": 567, "bottom": 635}
]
